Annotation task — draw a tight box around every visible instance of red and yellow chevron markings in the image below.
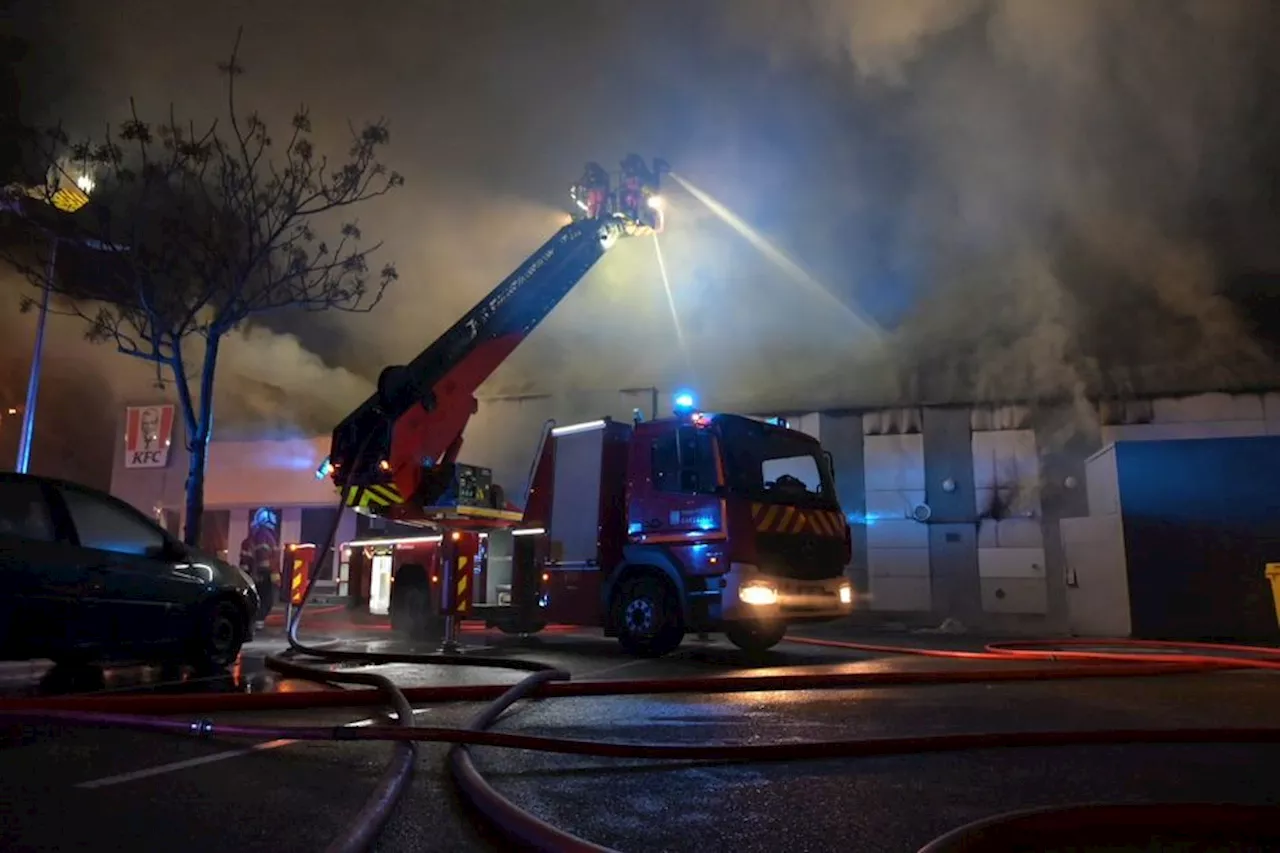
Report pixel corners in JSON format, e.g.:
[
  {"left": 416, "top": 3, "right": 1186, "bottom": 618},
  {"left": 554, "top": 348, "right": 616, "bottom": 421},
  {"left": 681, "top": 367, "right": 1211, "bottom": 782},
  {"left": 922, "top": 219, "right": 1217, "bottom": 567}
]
[
  {"left": 455, "top": 555, "right": 471, "bottom": 614},
  {"left": 751, "top": 502, "right": 846, "bottom": 537}
]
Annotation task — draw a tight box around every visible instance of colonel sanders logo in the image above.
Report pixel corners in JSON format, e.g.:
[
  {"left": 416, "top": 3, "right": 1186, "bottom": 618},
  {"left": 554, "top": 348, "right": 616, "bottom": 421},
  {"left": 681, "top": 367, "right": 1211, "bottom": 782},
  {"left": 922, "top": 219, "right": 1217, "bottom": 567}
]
[
  {"left": 140, "top": 408, "right": 160, "bottom": 450},
  {"left": 125, "top": 405, "right": 175, "bottom": 468}
]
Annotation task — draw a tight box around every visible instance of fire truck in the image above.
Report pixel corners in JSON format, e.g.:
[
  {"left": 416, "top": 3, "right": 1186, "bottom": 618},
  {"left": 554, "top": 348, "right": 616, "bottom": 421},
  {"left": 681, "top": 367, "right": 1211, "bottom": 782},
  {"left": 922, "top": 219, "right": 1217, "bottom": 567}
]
[{"left": 321, "top": 156, "right": 855, "bottom": 655}]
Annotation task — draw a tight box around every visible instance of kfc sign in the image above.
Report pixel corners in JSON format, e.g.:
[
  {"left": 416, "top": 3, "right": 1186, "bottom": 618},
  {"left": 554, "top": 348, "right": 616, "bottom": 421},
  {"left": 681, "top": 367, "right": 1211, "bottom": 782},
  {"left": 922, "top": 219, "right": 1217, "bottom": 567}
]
[{"left": 124, "top": 405, "right": 176, "bottom": 469}]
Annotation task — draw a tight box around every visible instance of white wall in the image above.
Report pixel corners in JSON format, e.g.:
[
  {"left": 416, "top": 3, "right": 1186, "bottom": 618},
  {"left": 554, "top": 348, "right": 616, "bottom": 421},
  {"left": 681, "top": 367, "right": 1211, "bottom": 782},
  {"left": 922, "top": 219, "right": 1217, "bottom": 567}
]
[
  {"left": 1101, "top": 392, "right": 1280, "bottom": 443},
  {"left": 202, "top": 437, "right": 335, "bottom": 507},
  {"left": 972, "top": 429, "right": 1048, "bottom": 614},
  {"left": 863, "top": 431, "right": 931, "bottom": 611},
  {"left": 1060, "top": 445, "right": 1132, "bottom": 636}
]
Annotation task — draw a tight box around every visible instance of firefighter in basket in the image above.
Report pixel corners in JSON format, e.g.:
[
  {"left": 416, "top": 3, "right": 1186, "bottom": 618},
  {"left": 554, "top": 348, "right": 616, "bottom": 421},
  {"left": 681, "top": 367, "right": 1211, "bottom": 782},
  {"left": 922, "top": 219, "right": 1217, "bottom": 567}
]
[
  {"left": 574, "top": 161, "right": 611, "bottom": 219},
  {"left": 618, "top": 154, "right": 668, "bottom": 232}
]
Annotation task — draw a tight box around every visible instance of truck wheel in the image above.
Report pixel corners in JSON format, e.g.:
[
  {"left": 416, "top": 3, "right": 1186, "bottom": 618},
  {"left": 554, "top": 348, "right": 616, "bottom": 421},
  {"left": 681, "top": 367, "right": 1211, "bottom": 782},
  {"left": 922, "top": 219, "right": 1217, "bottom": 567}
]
[
  {"left": 614, "top": 573, "right": 684, "bottom": 657},
  {"left": 725, "top": 621, "right": 786, "bottom": 655}
]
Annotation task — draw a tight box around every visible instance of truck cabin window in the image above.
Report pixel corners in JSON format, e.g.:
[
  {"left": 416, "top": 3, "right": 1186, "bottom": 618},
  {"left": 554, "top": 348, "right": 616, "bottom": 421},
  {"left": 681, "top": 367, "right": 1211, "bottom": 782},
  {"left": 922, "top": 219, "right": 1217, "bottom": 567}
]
[
  {"left": 762, "top": 456, "right": 824, "bottom": 496},
  {"left": 652, "top": 428, "right": 717, "bottom": 494},
  {"left": 720, "top": 422, "right": 835, "bottom": 506}
]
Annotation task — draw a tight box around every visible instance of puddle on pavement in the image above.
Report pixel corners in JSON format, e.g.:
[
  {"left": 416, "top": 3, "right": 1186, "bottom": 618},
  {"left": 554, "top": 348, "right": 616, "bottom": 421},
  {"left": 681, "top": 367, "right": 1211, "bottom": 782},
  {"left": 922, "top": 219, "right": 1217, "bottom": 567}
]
[{"left": 0, "top": 653, "right": 313, "bottom": 699}]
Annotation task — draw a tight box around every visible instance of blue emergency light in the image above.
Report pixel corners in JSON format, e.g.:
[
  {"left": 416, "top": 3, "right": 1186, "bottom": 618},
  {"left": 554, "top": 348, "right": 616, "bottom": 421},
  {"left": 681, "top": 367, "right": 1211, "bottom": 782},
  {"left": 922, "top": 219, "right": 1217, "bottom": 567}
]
[{"left": 673, "top": 391, "right": 696, "bottom": 414}]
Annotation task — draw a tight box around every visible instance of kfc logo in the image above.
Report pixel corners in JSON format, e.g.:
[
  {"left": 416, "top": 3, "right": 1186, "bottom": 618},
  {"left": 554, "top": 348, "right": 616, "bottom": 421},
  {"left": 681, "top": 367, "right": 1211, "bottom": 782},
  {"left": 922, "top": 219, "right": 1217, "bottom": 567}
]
[{"left": 124, "top": 405, "right": 175, "bottom": 469}]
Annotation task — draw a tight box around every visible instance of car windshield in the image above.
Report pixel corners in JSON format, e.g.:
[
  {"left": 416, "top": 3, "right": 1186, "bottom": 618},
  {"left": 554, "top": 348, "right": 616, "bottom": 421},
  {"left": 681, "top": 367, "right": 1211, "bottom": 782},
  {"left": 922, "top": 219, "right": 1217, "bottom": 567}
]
[{"left": 719, "top": 419, "right": 836, "bottom": 507}]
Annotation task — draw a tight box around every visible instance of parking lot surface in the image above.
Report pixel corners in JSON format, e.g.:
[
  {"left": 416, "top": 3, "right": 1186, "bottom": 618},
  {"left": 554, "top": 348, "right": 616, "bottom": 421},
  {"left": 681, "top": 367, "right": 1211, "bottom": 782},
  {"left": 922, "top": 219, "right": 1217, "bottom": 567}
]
[{"left": 2, "top": 622, "right": 1278, "bottom": 852}]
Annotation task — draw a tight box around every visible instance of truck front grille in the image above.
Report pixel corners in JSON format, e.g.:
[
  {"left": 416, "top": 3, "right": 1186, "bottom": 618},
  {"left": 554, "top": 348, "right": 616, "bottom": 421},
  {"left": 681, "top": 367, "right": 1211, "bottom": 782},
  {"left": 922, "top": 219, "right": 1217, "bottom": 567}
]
[{"left": 755, "top": 533, "right": 846, "bottom": 581}]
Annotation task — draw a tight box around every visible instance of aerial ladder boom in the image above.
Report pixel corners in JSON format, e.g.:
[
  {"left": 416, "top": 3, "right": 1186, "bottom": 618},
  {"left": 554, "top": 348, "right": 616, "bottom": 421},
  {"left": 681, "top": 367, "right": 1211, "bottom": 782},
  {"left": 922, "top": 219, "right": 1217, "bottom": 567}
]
[{"left": 325, "top": 156, "right": 667, "bottom": 521}]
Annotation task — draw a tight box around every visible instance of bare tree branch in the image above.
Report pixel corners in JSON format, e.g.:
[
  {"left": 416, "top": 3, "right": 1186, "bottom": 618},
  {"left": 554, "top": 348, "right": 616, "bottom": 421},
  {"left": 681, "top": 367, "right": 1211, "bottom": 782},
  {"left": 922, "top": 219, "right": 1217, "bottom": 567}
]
[{"left": 0, "top": 30, "right": 402, "bottom": 544}]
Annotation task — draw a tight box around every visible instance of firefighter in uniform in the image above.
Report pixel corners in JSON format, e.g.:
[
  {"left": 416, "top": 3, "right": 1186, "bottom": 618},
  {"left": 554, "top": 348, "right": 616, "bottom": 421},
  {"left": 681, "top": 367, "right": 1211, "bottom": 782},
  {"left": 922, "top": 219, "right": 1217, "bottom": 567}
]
[
  {"left": 577, "top": 162, "right": 610, "bottom": 219},
  {"left": 240, "top": 509, "right": 282, "bottom": 626},
  {"left": 618, "top": 154, "right": 667, "bottom": 229},
  {"left": 617, "top": 153, "right": 649, "bottom": 221}
]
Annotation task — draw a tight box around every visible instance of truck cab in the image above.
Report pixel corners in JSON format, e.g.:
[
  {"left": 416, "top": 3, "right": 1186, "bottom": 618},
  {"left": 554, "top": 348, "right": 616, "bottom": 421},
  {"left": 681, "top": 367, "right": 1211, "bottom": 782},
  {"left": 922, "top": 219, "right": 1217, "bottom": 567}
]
[{"left": 522, "top": 403, "right": 855, "bottom": 655}]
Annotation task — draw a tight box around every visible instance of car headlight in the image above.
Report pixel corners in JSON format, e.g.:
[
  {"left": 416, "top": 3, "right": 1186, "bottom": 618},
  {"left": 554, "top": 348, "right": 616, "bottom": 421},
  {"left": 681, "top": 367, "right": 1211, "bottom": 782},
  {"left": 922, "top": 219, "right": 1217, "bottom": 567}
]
[
  {"left": 739, "top": 582, "right": 778, "bottom": 606},
  {"left": 839, "top": 583, "right": 853, "bottom": 605}
]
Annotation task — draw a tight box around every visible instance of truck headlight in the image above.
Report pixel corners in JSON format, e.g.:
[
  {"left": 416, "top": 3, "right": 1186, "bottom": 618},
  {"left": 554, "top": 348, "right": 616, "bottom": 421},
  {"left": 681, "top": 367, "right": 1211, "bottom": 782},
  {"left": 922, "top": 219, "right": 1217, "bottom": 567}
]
[
  {"left": 739, "top": 582, "right": 778, "bottom": 606},
  {"left": 839, "top": 584, "right": 853, "bottom": 605}
]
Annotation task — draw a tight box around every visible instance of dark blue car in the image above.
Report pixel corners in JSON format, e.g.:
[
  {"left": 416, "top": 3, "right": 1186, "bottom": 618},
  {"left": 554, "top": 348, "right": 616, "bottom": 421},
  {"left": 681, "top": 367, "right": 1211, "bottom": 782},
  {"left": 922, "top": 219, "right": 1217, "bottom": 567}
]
[{"left": 0, "top": 472, "right": 258, "bottom": 669}]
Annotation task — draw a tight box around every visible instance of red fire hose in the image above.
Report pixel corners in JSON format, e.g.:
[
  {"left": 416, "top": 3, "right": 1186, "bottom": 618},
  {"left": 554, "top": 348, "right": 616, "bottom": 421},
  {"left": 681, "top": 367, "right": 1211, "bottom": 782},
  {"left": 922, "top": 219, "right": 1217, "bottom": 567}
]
[
  {"left": 788, "top": 634, "right": 1280, "bottom": 669},
  {"left": 0, "top": 657, "right": 1234, "bottom": 714},
  {"left": 5, "top": 707, "right": 1280, "bottom": 760},
  {"left": 3, "top": 636, "right": 1278, "bottom": 852}
]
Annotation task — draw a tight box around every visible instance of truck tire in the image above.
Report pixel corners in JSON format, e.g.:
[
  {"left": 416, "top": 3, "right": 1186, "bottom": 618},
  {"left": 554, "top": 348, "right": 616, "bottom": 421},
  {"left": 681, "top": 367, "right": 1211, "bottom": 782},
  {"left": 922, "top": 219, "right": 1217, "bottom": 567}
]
[
  {"left": 725, "top": 621, "right": 786, "bottom": 655},
  {"left": 614, "top": 572, "right": 684, "bottom": 657}
]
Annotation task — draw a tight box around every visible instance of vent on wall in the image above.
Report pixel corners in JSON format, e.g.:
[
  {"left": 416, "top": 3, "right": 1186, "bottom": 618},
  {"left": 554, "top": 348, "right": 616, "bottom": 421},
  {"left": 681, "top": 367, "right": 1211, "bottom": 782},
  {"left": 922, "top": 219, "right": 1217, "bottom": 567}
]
[
  {"left": 862, "top": 408, "right": 924, "bottom": 436},
  {"left": 970, "top": 404, "right": 1033, "bottom": 432},
  {"left": 1098, "top": 398, "right": 1155, "bottom": 426}
]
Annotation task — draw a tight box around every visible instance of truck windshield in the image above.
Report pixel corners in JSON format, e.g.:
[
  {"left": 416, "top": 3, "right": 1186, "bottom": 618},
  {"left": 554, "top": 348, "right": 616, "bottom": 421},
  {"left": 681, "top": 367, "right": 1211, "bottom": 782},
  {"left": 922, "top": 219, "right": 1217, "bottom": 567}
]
[{"left": 718, "top": 419, "right": 836, "bottom": 507}]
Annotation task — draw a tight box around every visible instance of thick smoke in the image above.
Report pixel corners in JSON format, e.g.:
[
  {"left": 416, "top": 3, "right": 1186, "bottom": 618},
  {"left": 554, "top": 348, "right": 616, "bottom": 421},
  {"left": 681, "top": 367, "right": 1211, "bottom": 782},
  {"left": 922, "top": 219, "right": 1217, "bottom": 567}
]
[
  {"left": 8, "top": 0, "right": 1280, "bottom": 465},
  {"left": 737, "top": 0, "right": 1280, "bottom": 410},
  {"left": 196, "top": 325, "right": 373, "bottom": 439},
  {"left": 0, "top": 265, "right": 374, "bottom": 482}
]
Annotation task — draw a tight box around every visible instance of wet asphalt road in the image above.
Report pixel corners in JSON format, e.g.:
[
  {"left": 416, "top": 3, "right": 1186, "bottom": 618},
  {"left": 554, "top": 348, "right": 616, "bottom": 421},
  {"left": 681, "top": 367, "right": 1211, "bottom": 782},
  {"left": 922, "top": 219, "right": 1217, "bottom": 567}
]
[{"left": 1, "top": 625, "right": 1278, "bottom": 853}]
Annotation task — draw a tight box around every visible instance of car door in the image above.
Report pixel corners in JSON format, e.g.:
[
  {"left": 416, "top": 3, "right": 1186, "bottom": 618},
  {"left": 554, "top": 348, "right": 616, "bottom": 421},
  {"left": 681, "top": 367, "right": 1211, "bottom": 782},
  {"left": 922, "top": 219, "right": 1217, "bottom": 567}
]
[
  {"left": 54, "top": 484, "right": 209, "bottom": 653},
  {"left": 0, "top": 475, "right": 92, "bottom": 658}
]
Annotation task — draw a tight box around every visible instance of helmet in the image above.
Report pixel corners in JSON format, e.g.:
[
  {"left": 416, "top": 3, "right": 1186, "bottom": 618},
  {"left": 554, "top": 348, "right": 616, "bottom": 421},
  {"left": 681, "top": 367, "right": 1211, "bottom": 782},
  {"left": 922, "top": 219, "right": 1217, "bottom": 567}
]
[{"left": 252, "top": 507, "right": 278, "bottom": 530}]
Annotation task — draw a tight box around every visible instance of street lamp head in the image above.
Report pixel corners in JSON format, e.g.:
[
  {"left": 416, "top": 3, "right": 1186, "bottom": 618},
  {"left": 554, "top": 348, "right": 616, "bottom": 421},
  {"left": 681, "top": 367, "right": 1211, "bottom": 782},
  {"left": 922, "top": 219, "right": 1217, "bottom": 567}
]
[{"left": 75, "top": 175, "right": 95, "bottom": 195}]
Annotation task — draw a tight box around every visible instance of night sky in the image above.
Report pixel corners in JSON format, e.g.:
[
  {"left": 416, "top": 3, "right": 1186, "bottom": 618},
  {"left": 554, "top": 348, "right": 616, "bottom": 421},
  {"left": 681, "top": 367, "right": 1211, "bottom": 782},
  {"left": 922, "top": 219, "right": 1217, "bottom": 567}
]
[{"left": 4, "top": 0, "right": 1280, "bottom": 485}]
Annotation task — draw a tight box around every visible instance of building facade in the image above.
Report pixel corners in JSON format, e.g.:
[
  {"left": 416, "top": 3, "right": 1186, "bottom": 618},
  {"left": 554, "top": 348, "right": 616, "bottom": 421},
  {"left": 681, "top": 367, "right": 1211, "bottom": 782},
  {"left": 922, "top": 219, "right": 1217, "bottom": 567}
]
[{"left": 109, "top": 390, "right": 1280, "bottom": 632}]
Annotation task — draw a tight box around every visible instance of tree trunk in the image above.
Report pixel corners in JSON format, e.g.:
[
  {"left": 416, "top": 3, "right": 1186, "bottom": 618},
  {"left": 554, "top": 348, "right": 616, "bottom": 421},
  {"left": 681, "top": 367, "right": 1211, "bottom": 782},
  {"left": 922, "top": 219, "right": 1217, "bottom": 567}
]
[
  {"left": 179, "top": 336, "right": 220, "bottom": 546},
  {"left": 183, "top": 432, "right": 207, "bottom": 546}
]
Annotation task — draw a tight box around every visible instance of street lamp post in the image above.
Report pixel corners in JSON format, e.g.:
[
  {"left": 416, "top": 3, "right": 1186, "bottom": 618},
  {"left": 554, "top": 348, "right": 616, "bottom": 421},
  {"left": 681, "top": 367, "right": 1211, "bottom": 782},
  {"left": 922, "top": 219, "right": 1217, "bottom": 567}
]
[
  {"left": 15, "top": 235, "right": 56, "bottom": 474},
  {"left": 7, "top": 170, "right": 106, "bottom": 474}
]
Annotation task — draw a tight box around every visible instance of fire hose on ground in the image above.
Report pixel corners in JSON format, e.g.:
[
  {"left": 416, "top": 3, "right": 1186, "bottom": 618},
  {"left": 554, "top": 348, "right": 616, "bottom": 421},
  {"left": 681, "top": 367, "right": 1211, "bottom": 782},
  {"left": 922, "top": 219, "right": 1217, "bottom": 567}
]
[
  {"left": 2, "top": 640, "right": 1280, "bottom": 851},
  {"left": 4, "top": 455, "right": 1280, "bottom": 851},
  {"left": 2, "top": 636, "right": 1279, "bottom": 852}
]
